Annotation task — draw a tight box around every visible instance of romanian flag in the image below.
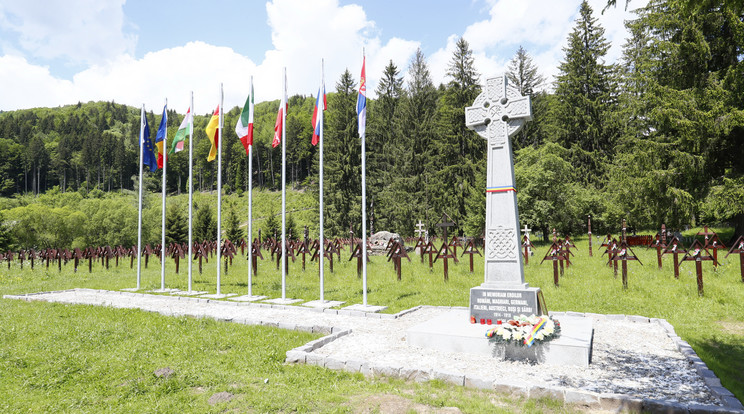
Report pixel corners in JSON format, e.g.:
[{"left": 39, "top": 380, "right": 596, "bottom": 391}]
[
  {"left": 205, "top": 105, "right": 220, "bottom": 162},
  {"left": 235, "top": 79, "right": 254, "bottom": 156},
  {"left": 155, "top": 105, "right": 167, "bottom": 168}
]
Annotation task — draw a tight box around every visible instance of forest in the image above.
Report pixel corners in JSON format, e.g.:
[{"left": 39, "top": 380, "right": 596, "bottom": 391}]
[{"left": 0, "top": 0, "right": 743, "bottom": 251}]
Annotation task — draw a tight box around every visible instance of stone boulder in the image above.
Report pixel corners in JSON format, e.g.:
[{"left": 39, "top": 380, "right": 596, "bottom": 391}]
[{"left": 369, "top": 231, "right": 405, "bottom": 255}]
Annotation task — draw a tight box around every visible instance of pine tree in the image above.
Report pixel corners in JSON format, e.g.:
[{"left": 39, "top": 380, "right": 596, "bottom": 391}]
[
  {"left": 552, "top": 0, "right": 619, "bottom": 186},
  {"left": 165, "top": 206, "right": 188, "bottom": 245},
  {"left": 324, "top": 69, "right": 361, "bottom": 237}
]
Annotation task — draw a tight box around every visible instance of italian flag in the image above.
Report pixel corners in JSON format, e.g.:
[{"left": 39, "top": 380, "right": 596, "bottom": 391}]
[
  {"left": 235, "top": 82, "right": 254, "bottom": 156},
  {"left": 169, "top": 107, "right": 192, "bottom": 154}
]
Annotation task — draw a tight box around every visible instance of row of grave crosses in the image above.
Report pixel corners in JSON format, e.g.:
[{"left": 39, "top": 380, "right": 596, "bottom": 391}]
[{"left": 540, "top": 228, "right": 575, "bottom": 287}]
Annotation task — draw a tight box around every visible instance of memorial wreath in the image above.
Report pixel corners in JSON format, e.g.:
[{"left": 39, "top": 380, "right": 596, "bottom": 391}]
[{"left": 485, "top": 315, "right": 561, "bottom": 347}]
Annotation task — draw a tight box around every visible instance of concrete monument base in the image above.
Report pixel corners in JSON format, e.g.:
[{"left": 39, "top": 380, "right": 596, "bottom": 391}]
[{"left": 406, "top": 309, "right": 593, "bottom": 367}]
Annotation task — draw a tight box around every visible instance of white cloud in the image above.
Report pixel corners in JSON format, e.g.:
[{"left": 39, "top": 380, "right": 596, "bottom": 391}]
[
  {"left": 425, "top": 0, "right": 648, "bottom": 92},
  {"left": 0, "top": 0, "right": 421, "bottom": 112},
  {"left": 0, "top": 55, "right": 75, "bottom": 109},
  {"left": 0, "top": 0, "right": 647, "bottom": 112},
  {"left": 0, "top": 0, "right": 135, "bottom": 65}
]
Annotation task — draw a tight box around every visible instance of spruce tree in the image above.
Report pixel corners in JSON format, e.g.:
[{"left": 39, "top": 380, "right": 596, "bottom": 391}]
[
  {"left": 263, "top": 210, "right": 279, "bottom": 239},
  {"left": 552, "top": 0, "right": 619, "bottom": 186},
  {"left": 430, "top": 38, "right": 483, "bottom": 236},
  {"left": 324, "top": 69, "right": 361, "bottom": 237},
  {"left": 224, "top": 206, "right": 244, "bottom": 243},
  {"left": 165, "top": 206, "right": 188, "bottom": 245},
  {"left": 388, "top": 48, "right": 439, "bottom": 235},
  {"left": 507, "top": 46, "right": 548, "bottom": 149},
  {"left": 367, "top": 60, "right": 404, "bottom": 232},
  {"left": 193, "top": 203, "right": 216, "bottom": 244}
]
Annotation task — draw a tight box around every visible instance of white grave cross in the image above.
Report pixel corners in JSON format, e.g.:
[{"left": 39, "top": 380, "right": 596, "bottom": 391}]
[
  {"left": 414, "top": 219, "right": 426, "bottom": 239},
  {"left": 522, "top": 224, "right": 532, "bottom": 256},
  {"left": 465, "top": 75, "right": 532, "bottom": 289}
]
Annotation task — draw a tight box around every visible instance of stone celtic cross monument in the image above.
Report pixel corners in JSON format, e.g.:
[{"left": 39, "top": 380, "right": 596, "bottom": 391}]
[{"left": 465, "top": 75, "right": 544, "bottom": 322}]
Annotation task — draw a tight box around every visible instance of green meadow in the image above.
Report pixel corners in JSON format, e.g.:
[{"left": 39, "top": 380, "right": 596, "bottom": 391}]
[{"left": 1, "top": 229, "right": 743, "bottom": 412}]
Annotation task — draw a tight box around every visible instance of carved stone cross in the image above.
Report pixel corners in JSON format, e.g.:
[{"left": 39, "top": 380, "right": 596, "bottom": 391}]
[{"left": 466, "top": 75, "right": 532, "bottom": 289}]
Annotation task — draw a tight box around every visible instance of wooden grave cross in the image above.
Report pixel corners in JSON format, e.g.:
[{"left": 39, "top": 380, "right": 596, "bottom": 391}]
[
  {"left": 680, "top": 239, "right": 717, "bottom": 296},
  {"left": 461, "top": 239, "right": 482, "bottom": 273},
  {"left": 725, "top": 235, "right": 744, "bottom": 283},
  {"left": 662, "top": 237, "right": 687, "bottom": 279},
  {"left": 387, "top": 241, "right": 411, "bottom": 281},
  {"left": 521, "top": 234, "right": 534, "bottom": 265},
  {"left": 705, "top": 234, "right": 726, "bottom": 268},
  {"left": 540, "top": 241, "right": 571, "bottom": 287},
  {"left": 648, "top": 230, "right": 667, "bottom": 270},
  {"left": 607, "top": 240, "right": 643, "bottom": 290},
  {"left": 587, "top": 215, "right": 593, "bottom": 257},
  {"left": 350, "top": 241, "right": 371, "bottom": 278}
]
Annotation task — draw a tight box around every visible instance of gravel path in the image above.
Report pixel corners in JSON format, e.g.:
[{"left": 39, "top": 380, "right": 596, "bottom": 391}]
[{"left": 4, "top": 288, "right": 742, "bottom": 413}]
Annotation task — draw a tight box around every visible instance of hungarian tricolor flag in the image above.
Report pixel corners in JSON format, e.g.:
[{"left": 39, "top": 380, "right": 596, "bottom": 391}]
[
  {"left": 169, "top": 107, "right": 192, "bottom": 154},
  {"left": 272, "top": 71, "right": 287, "bottom": 148},
  {"left": 235, "top": 82, "right": 254, "bottom": 155},
  {"left": 205, "top": 105, "right": 220, "bottom": 162}
]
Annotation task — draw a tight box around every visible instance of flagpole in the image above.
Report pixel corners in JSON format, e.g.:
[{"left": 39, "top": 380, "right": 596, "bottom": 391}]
[
  {"left": 319, "top": 60, "right": 325, "bottom": 303},
  {"left": 187, "top": 91, "right": 194, "bottom": 292},
  {"left": 248, "top": 76, "right": 254, "bottom": 297},
  {"left": 161, "top": 99, "right": 168, "bottom": 291},
  {"left": 281, "top": 67, "right": 287, "bottom": 300},
  {"left": 217, "top": 83, "right": 224, "bottom": 296},
  {"left": 136, "top": 105, "right": 145, "bottom": 290},
  {"left": 360, "top": 52, "right": 368, "bottom": 306}
]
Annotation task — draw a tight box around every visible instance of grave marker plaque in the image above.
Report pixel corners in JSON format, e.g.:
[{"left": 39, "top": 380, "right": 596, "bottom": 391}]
[{"left": 465, "top": 75, "right": 544, "bottom": 322}]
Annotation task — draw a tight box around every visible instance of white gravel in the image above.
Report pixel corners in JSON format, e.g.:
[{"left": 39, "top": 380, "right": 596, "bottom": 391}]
[{"left": 3, "top": 288, "right": 727, "bottom": 408}]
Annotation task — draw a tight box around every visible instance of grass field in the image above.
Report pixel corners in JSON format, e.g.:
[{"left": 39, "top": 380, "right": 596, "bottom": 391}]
[{"left": 1, "top": 228, "right": 743, "bottom": 412}]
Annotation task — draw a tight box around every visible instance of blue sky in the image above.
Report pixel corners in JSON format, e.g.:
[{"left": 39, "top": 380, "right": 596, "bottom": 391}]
[{"left": 0, "top": 0, "right": 647, "bottom": 113}]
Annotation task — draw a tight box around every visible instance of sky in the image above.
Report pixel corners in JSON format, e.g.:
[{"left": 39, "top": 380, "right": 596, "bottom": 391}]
[{"left": 0, "top": 0, "right": 648, "bottom": 114}]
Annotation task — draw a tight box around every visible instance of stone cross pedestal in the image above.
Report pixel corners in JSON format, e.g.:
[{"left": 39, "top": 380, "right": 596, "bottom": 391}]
[{"left": 465, "top": 75, "right": 544, "bottom": 322}]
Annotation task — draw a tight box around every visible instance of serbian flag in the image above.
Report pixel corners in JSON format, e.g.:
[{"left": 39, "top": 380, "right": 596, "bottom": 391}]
[
  {"left": 169, "top": 107, "right": 192, "bottom": 154},
  {"left": 235, "top": 79, "right": 254, "bottom": 155},
  {"left": 311, "top": 79, "right": 326, "bottom": 146},
  {"left": 205, "top": 105, "right": 220, "bottom": 162},
  {"left": 272, "top": 69, "right": 287, "bottom": 148},
  {"left": 155, "top": 105, "right": 167, "bottom": 168},
  {"left": 356, "top": 55, "right": 367, "bottom": 137}
]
